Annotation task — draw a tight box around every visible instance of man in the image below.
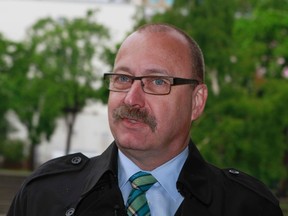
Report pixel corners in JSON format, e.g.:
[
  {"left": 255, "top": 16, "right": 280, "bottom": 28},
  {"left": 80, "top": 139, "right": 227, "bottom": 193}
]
[{"left": 8, "top": 23, "right": 283, "bottom": 216}]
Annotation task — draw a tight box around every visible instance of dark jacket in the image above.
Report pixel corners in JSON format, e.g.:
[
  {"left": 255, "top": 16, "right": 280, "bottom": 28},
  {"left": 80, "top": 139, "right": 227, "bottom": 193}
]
[{"left": 8, "top": 141, "right": 283, "bottom": 216}]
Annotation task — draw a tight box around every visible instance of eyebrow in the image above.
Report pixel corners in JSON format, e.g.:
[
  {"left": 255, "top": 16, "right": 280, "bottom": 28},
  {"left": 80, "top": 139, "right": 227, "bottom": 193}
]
[
  {"left": 113, "top": 67, "right": 169, "bottom": 76},
  {"left": 144, "top": 68, "right": 169, "bottom": 76},
  {"left": 113, "top": 66, "right": 131, "bottom": 74}
]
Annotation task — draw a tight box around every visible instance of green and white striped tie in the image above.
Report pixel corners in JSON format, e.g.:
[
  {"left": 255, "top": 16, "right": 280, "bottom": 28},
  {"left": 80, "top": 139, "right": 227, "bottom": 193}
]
[{"left": 126, "top": 171, "right": 157, "bottom": 216}]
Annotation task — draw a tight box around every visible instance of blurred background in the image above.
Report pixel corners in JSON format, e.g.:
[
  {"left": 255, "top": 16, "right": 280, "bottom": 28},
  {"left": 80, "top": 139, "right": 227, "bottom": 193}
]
[{"left": 0, "top": 0, "right": 287, "bottom": 215}]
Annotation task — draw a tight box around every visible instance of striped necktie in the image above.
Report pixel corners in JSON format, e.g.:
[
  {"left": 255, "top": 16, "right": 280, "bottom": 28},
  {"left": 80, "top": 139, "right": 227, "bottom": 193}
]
[{"left": 126, "top": 171, "right": 157, "bottom": 216}]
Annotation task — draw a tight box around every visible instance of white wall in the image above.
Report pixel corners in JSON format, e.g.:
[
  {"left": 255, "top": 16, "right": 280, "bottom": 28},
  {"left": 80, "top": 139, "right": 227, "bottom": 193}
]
[{"left": 37, "top": 102, "right": 114, "bottom": 164}]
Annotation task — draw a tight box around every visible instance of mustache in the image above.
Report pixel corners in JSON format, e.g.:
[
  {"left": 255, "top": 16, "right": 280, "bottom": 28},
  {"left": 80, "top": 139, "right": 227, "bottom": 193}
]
[{"left": 112, "top": 104, "right": 157, "bottom": 132}]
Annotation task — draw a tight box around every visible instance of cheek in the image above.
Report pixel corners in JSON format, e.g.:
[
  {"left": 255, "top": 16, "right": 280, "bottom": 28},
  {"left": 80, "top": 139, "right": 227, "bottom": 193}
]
[
  {"left": 156, "top": 94, "right": 193, "bottom": 125},
  {"left": 108, "top": 92, "right": 123, "bottom": 107},
  {"left": 107, "top": 94, "right": 122, "bottom": 120},
  {"left": 152, "top": 100, "right": 179, "bottom": 126}
]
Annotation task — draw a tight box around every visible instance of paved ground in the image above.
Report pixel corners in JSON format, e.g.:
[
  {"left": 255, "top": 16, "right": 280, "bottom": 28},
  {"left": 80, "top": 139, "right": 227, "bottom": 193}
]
[{"left": 0, "top": 170, "right": 28, "bottom": 216}]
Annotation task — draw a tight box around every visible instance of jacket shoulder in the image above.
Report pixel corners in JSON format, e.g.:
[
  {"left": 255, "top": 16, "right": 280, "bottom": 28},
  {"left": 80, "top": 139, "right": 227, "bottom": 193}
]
[
  {"left": 222, "top": 168, "right": 279, "bottom": 206},
  {"left": 24, "top": 153, "right": 90, "bottom": 185}
]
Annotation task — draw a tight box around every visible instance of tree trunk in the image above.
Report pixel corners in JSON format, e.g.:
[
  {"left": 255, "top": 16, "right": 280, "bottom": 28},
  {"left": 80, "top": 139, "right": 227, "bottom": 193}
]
[
  {"left": 27, "top": 143, "right": 36, "bottom": 170},
  {"left": 65, "top": 111, "right": 78, "bottom": 155}
]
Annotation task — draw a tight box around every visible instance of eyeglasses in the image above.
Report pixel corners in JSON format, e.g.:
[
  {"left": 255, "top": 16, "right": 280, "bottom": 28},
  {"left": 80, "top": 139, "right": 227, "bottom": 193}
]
[{"left": 103, "top": 73, "right": 200, "bottom": 95}]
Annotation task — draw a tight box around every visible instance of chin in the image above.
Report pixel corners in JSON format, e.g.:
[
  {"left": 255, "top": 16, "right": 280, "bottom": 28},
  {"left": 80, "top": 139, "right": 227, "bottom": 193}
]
[{"left": 115, "top": 137, "right": 149, "bottom": 151}]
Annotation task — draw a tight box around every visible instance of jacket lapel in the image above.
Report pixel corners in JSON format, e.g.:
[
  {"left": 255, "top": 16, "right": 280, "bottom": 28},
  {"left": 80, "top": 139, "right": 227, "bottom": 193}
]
[
  {"left": 175, "top": 198, "right": 214, "bottom": 216},
  {"left": 176, "top": 141, "right": 214, "bottom": 216},
  {"left": 80, "top": 143, "right": 119, "bottom": 197},
  {"left": 80, "top": 140, "right": 217, "bottom": 216}
]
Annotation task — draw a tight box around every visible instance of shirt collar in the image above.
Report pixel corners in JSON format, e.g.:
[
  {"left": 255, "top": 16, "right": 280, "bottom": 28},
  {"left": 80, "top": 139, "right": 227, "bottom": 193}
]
[
  {"left": 118, "top": 147, "right": 189, "bottom": 201},
  {"left": 118, "top": 149, "right": 140, "bottom": 189}
]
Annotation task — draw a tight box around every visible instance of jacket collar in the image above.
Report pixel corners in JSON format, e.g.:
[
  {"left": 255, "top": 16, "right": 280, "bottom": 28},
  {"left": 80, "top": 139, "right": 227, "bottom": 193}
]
[
  {"left": 81, "top": 142, "right": 118, "bottom": 196},
  {"left": 81, "top": 140, "right": 213, "bottom": 206},
  {"left": 177, "top": 140, "right": 213, "bottom": 206}
]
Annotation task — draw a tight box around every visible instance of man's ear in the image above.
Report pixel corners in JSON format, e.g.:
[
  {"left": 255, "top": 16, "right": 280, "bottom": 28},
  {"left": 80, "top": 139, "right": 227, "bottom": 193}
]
[{"left": 191, "top": 84, "right": 208, "bottom": 121}]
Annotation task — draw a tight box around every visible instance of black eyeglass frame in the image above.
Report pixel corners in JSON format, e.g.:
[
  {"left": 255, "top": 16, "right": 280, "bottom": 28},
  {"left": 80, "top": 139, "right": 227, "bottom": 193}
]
[{"left": 103, "top": 73, "right": 201, "bottom": 95}]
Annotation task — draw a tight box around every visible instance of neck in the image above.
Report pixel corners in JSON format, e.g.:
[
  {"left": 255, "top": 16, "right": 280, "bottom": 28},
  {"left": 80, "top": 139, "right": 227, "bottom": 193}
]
[{"left": 118, "top": 140, "right": 189, "bottom": 171}]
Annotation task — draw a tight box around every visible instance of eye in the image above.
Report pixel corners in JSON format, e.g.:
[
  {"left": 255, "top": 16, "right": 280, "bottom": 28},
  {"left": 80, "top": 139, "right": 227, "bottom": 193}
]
[
  {"left": 151, "top": 77, "right": 170, "bottom": 86},
  {"left": 115, "top": 74, "right": 131, "bottom": 83}
]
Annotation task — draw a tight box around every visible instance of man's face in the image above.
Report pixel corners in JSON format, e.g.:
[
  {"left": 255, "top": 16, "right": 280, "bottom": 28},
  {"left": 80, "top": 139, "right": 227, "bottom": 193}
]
[{"left": 107, "top": 31, "right": 202, "bottom": 163}]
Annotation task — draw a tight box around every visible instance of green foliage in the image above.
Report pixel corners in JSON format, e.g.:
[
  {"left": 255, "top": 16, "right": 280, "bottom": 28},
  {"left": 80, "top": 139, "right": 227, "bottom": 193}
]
[
  {"left": 24, "top": 9, "right": 110, "bottom": 113},
  {"left": 0, "top": 140, "right": 25, "bottom": 163},
  {"left": 193, "top": 79, "right": 288, "bottom": 184},
  {"left": 136, "top": 0, "right": 288, "bottom": 187},
  {"left": 143, "top": 0, "right": 237, "bottom": 78},
  {"left": 0, "top": 9, "right": 111, "bottom": 168},
  {"left": 232, "top": 7, "right": 288, "bottom": 82},
  {"left": 0, "top": 34, "right": 15, "bottom": 140}
]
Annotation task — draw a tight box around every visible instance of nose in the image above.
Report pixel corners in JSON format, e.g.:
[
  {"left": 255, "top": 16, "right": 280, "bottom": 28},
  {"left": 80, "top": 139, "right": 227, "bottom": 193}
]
[{"left": 123, "top": 80, "right": 145, "bottom": 107}]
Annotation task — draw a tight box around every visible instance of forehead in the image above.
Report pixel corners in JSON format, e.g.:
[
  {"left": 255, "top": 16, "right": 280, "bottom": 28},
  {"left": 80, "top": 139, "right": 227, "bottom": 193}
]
[{"left": 114, "top": 31, "right": 192, "bottom": 77}]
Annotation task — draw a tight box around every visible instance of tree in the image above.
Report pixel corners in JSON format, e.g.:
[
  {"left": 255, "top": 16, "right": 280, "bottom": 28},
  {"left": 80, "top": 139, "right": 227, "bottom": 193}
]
[
  {"left": 136, "top": 0, "right": 237, "bottom": 95},
  {"left": 0, "top": 33, "right": 31, "bottom": 168},
  {"left": 193, "top": 1, "right": 288, "bottom": 188},
  {"left": 0, "top": 33, "right": 12, "bottom": 141},
  {"left": 9, "top": 9, "right": 110, "bottom": 169},
  {"left": 230, "top": 1, "right": 288, "bottom": 192},
  {"left": 5, "top": 36, "right": 60, "bottom": 169},
  {"left": 133, "top": 0, "right": 288, "bottom": 190}
]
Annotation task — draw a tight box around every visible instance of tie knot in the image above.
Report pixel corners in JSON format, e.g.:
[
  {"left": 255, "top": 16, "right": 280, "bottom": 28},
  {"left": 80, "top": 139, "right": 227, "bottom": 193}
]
[{"left": 129, "top": 171, "right": 157, "bottom": 192}]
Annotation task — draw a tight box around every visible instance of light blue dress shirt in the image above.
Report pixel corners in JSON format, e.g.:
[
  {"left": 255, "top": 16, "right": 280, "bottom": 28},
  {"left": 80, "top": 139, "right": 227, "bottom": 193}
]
[{"left": 118, "top": 147, "right": 189, "bottom": 216}]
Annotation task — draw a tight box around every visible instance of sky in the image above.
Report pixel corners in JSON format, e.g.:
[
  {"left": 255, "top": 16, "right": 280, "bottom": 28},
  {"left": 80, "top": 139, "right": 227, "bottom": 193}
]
[{"left": 0, "top": 0, "right": 136, "bottom": 42}]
